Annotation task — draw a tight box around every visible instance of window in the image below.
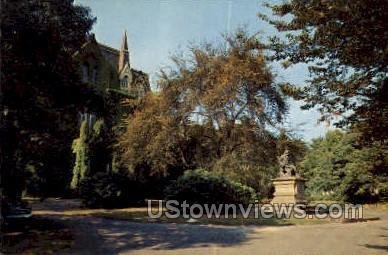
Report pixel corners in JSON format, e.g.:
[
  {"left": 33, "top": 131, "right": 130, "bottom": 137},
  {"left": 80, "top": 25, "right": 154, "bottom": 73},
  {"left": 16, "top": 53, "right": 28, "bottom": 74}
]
[
  {"left": 78, "top": 112, "right": 95, "bottom": 129},
  {"left": 81, "top": 64, "right": 89, "bottom": 83},
  {"left": 91, "top": 68, "right": 97, "bottom": 83},
  {"left": 121, "top": 75, "right": 129, "bottom": 89}
]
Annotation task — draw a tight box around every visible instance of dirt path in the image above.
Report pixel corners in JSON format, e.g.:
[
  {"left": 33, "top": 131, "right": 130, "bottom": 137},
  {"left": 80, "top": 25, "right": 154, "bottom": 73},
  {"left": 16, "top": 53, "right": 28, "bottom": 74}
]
[{"left": 32, "top": 199, "right": 388, "bottom": 255}]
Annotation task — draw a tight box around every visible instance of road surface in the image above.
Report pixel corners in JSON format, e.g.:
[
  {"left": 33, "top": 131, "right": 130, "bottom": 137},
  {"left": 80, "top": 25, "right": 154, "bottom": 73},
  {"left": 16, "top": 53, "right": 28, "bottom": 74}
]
[{"left": 33, "top": 199, "right": 388, "bottom": 255}]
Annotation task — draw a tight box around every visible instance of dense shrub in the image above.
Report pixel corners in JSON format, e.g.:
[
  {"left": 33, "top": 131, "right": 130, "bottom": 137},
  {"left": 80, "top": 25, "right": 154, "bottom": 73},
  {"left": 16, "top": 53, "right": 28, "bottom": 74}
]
[
  {"left": 164, "top": 169, "right": 258, "bottom": 205},
  {"left": 79, "top": 171, "right": 145, "bottom": 208},
  {"left": 212, "top": 153, "right": 277, "bottom": 198},
  {"left": 339, "top": 170, "right": 377, "bottom": 204},
  {"left": 378, "top": 183, "right": 388, "bottom": 202}
]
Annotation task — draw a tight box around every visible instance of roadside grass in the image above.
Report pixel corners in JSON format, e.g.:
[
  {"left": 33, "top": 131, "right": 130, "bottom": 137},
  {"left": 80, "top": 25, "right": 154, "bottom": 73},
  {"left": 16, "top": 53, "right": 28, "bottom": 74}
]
[
  {"left": 94, "top": 209, "right": 333, "bottom": 226},
  {"left": 29, "top": 198, "right": 387, "bottom": 227},
  {"left": 309, "top": 200, "right": 388, "bottom": 210},
  {"left": 5, "top": 199, "right": 385, "bottom": 254},
  {"left": 32, "top": 207, "right": 334, "bottom": 226},
  {"left": 363, "top": 202, "right": 388, "bottom": 210}
]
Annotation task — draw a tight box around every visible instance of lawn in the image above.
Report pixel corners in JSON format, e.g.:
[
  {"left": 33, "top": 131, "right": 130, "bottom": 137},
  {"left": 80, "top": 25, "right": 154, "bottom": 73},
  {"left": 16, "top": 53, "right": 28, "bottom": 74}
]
[
  {"left": 31, "top": 206, "right": 339, "bottom": 226},
  {"left": 30, "top": 200, "right": 387, "bottom": 226},
  {"left": 21, "top": 197, "right": 385, "bottom": 228}
]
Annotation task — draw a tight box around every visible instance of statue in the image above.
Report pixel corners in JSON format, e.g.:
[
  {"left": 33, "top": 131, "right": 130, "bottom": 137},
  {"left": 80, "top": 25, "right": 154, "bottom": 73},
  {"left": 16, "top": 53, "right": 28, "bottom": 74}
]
[
  {"left": 277, "top": 149, "right": 298, "bottom": 177},
  {"left": 272, "top": 149, "right": 306, "bottom": 204}
]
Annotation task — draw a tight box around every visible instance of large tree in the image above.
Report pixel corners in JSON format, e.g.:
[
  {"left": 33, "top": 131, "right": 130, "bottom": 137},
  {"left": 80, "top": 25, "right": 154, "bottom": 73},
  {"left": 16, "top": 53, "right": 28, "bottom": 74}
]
[
  {"left": 119, "top": 30, "right": 291, "bottom": 195},
  {"left": 260, "top": 0, "right": 387, "bottom": 144},
  {"left": 302, "top": 130, "right": 388, "bottom": 203},
  {"left": 1, "top": 0, "right": 96, "bottom": 198},
  {"left": 302, "top": 130, "right": 356, "bottom": 196}
]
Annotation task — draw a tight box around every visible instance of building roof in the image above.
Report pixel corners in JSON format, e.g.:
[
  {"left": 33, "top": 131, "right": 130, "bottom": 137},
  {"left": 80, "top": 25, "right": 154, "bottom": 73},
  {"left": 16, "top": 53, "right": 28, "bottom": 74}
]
[{"left": 98, "top": 43, "right": 120, "bottom": 71}]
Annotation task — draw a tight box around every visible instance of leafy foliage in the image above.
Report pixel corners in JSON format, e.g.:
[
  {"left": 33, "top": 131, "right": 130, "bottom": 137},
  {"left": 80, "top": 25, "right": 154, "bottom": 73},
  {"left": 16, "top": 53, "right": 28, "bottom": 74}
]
[
  {"left": 261, "top": 1, "right": 388, "bottom": 203},
  {"left": 378, "top": 182, "right": 388, "bottom": 202},
  {"left": 79, "top": 171, "right": 145, "bottom": 208},
  {"left": 71, "top": 121, "right": 90, "bottom": 189},
  {"left": 261, "top": 0, "right": 388, "bottom": 144},
  {"left": 302, "top": 130, "right": 388, "bottom": 203},
  {"left": 339, "top": 168, "right": 376, "bottom": 204},
  {"left": 339, "top": 143, "right": 388, "bottom": 203},
  {"left": 302, "top": 130, "right": 355, "bottom": 196},
  {"left": 164, "top": 169, "right": 258, "bottom": 205},
  {"left": 118, "top": 30, "right": 298, "bottom": 196},
  {"left": 1, "top": 0, "right": 96, "bottom": 198},
  {"left": 71, "top": 118, "right": 117, "bottom": 189}
]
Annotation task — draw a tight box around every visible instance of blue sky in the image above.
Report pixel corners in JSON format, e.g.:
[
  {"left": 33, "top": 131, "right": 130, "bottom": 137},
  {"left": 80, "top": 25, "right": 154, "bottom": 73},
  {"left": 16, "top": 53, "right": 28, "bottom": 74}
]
[{"left": 76, "top": 0, "right": 330, "bottom": 141}]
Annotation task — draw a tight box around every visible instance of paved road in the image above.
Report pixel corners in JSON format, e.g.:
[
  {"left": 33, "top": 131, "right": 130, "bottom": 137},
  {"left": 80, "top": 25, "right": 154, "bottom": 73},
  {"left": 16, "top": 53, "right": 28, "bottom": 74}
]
[{"left": 33, "top": 199, "right": 388, "bottom": 255}]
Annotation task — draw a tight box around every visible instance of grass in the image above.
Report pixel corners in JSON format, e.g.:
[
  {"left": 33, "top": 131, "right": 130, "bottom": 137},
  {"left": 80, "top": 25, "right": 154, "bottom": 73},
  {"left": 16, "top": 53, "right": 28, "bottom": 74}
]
[
  {"left": 363, "top": 202, "right": 388, "bottom": 210},
  {"left": 6, "top": 198, "right": 384, "bottom": 254},
  {"left": 32, "top": 206, "right": 335, "bottom": 226},
  {"left": 95, "top": 210, "right": 333, "bottom": 226},
  {"left": 29, "top": 198, "right": 388, "bottom": 227}
]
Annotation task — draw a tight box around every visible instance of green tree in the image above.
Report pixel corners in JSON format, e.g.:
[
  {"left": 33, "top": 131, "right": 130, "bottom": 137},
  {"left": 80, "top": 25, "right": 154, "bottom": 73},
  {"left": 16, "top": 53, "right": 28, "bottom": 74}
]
[
  {"left": 340, "top": 143, "right": 388, "bottom": 203},
  {"left": 260, "top": 0, "right": 387, "bottom": 144},
  {"left": 302, "top": 130, "right": 356, "bottom": 197},
  {"left": 71, "top": 117, "right": 116, "bottom": 190},
  {"left": 302, "top": 130, "right": 388, "bottom": 202},
  {"left": 1, "top": 0, "right": 96, "bottom": 198}
]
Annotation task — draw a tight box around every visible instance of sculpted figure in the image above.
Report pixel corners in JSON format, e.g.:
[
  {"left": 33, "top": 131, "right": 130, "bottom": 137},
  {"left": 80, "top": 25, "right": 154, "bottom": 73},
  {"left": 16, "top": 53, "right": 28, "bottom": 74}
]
[{"left": 277, "top": 149, "right": 299, "bottom": 177}]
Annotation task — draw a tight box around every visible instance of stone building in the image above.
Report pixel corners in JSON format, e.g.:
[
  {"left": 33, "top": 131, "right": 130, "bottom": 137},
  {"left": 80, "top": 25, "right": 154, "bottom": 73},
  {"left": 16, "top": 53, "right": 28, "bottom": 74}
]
[
  {"left": 74, "top": 30, "right": 150, "bottom": 95},
  {"left": 72, "top": 31, "right": 150, "bottom": 124},
  {"left": 70, "top": 31, "right": 150, "bottom": 174}
]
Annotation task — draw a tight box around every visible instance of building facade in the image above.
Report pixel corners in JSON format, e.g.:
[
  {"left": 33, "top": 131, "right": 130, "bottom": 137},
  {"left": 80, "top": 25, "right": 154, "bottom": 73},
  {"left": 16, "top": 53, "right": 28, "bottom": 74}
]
[
  {"left": 73, "top": 31, "right": 150, "bottom": 98},
  {"left": 72, "top": 31, "right": 150, "bottom": 124}
]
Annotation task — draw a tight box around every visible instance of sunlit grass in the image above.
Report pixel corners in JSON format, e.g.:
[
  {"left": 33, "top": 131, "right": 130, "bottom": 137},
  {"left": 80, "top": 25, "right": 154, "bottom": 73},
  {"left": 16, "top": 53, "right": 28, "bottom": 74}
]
[
  {"left": 33, "top": 207, "right": 333, "bottom": 226},
  {"left": 30, "top": 198, "right": 386, "bottom": 226},
  {"left": 363, "top": 202, "right": 388, "bottom": 210},
  {"left": 96, "top": 210, "right": 333, "bottom": 226}
]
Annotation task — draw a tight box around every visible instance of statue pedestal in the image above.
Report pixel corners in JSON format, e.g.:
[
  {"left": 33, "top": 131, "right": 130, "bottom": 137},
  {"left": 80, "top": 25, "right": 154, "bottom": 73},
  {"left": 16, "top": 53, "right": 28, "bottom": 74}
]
[{"left": 271, "top": 177, "right": 307, "bottom": 205}]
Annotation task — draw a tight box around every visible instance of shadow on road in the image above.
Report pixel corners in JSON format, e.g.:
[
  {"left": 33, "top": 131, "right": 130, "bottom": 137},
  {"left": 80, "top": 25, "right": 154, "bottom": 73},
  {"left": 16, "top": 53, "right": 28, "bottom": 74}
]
[
  {"left": 90, "top": 218, "right": 258, "bottom": 253},
  {"left": 361, "top": 226, "right": 388, "bottom": 253},
  {"left": 362, "top": 244, "right": 388, "bottom": 252},
  {"left": 1, "top": 216, "right": 73, "bottom": 254},
  {"left": 58, "top": 216, "right": 259, "bottom": 254}
]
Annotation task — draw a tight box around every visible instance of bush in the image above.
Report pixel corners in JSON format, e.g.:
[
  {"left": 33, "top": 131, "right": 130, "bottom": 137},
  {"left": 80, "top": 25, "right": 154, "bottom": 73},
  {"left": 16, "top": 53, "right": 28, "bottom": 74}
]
[
  {"left": 339, "top": 170, "right": 377, "bottom": 204},
  {"left": 164, "top": 169, "right": 258, "bottom": 205},
  {"left": 378, "top": 182, "right": 388, "bottom": 202},
  {"left": 212, "top": 153, "right": 277, "bottom": 198},
  {"left": 79, "top": 171, "right": 145, "bottom": 208}
]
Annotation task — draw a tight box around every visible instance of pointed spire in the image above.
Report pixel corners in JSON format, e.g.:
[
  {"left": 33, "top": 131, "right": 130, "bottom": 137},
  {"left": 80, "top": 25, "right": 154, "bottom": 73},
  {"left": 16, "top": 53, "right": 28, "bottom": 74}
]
[
  {"left": 118, "top": 30, "right": 130, "bottom": 71},
  {"left": 121, "top": 30, "right": 128, "bottom": 51}
]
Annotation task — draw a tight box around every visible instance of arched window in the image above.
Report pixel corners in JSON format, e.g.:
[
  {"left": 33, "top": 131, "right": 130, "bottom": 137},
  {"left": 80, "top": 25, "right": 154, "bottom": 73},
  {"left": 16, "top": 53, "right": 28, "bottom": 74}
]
[{"left": 121, "top": 75, "right": 129, "bottom": 89}]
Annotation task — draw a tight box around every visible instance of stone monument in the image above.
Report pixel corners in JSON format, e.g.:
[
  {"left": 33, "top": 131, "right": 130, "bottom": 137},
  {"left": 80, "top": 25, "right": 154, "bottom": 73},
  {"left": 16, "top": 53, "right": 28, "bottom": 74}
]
[{"left": 271, "top": 149, "right": 307, "bottom": 204}]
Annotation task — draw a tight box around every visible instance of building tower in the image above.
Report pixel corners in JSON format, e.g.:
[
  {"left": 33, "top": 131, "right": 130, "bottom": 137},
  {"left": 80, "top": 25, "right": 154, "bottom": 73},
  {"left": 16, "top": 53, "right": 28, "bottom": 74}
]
[
  {"left": 118, "top": 30, "right": 130, "bottom": 72},
  {"left": 118, "top": 30, "right": 132, "bottom": 90}
]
